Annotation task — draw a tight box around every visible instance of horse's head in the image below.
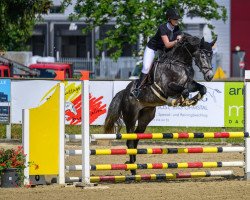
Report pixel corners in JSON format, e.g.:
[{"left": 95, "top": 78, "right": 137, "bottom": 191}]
[{"left": 193, "top": 36, "right": 217, "bottom": 81}]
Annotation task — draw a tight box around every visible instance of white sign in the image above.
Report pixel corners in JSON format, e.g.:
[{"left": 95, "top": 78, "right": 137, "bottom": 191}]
[
  {"left": 11, "top": 80, "right": 224, "bottom": 127},
  {"left": 112, "top": 81, "right": 224, "bottom": 127}
]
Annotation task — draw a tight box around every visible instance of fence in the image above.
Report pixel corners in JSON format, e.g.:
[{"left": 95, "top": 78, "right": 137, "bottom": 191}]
[
  {"left": 59, "top": 57, "right": 138, "bottom": 79},
  {"left": 59, "top": 53, "right": 222, "bottom": 80}
]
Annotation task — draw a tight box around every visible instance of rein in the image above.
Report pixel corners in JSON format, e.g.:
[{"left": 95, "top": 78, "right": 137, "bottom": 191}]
[{"left": 181, "top": 41, "right": 213, "bottom": 76}]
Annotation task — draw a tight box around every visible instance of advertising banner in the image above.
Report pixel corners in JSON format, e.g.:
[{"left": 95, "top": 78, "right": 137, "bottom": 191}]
[
  {"left": 150, "top": 82, "right": 225, "bottom": 127},
  {"left": 11, "top": 80, "right": 111, "bottom": 125},
  {"left": 11, "top": 80, "right": 58, "bottom": 123},
  {"left": 224, "top": 82, "right": 244, "bottom": 127},
  {"left": 112, "top": 81, "right": 224, "bottom": 127},
  {"left": 62, "top": 81, "right": 112, "bottom": 125},
  {"left": 10, "top": 80, "right": 243, "bottom": 128},
  {"left": 0, "top": 79, "right": 11, "bottom": 124}
]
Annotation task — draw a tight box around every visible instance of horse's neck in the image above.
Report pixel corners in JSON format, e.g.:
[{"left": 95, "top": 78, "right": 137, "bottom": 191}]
[
  {"left": 171, "top": 46, "right": 193, "bottom": 63},
  {"left": 151, "top": 46, "right": 193, "bottom": 87}
]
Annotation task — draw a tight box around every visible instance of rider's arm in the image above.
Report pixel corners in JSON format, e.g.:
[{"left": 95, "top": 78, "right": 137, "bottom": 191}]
[{"left": 161, "top": 35, "right": 178, "bottom": 49}]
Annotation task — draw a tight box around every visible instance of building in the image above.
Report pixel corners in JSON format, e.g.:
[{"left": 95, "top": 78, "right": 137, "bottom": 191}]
[{"left": 231, "top": 0, "right": 250, "bottom": 76}]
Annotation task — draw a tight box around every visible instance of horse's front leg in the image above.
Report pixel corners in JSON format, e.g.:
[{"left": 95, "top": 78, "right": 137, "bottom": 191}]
[
  {"left": 167, "top": 82, "right": 189, "bottom": 106},
  {"left": 182, "top": 81, "right": 206, "bottom": 106}
]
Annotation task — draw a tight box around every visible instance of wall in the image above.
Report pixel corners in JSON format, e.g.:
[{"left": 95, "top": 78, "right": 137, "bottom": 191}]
[{"left": 231, "top": 0, "right": 250, "bottom": 71}]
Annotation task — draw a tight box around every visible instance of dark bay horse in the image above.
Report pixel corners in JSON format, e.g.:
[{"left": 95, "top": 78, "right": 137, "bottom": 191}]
[{"left": 104, "top": 34, "right": 217, "bottom": 175}]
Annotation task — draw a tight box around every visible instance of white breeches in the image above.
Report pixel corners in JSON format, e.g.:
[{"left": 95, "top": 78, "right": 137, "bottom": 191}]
[{"left": 141, "top": 46, "right": 156, "bottom": 74}]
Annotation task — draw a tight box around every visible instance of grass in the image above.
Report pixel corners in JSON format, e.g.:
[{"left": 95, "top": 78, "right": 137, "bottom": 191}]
[{"left": 0, "top": 124, "right": 245, "bottom": 144}]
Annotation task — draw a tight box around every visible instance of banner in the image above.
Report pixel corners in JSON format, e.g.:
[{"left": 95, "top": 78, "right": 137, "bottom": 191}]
[
  {"left": 10, "top": 80, "right": 244, "bottom": 128},
  {"left": 112, "top": 81, "right": 224, "bottom": 127},
  {"left": 150, "top": 82, "right": 224, "bottom": 127},
  {"left": 0, "top": 79, "right": 11, "bottom": 124},
  {"left": 11, "top": 80, "right": 111, "bottom": 125},
  {"left": 11, "top": 80, "right": 58, "bottom": 123},
  {"left": 224, "top": 82, "right": 244, "bottom": 127}
]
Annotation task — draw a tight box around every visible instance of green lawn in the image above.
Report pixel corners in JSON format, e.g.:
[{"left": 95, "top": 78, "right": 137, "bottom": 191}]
[{"left": 0, "top": 124, "right": 244, "bottom": 144}]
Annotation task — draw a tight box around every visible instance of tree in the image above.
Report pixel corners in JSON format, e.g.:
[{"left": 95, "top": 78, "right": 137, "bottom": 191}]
[
  {"left": 0, "top": 0, "right": 52, "bottom": 51},
  {"left": 63, "top": 0, "right": 227, "bottom": 59}
]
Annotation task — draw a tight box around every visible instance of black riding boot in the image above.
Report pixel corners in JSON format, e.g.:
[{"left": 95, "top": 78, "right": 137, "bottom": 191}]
[{"left": 130, "top": 73, "right": 148, "bottom": 98}]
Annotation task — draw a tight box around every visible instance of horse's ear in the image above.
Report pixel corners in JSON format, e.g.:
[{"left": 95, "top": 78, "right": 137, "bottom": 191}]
[
  {"left": 199, "top": 37, "right": 205, "bottom": 47},
  {"left": 201, "top": 37, "right": 205, "bottom": 44},
  {"left": 210, "top": 36, "right": 217, "bottom": 47}
]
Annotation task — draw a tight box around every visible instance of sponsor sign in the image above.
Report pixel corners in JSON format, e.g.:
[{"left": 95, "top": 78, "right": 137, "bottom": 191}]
[
  {"left": 151, "top": 82, "right": 224, "bottom": 127},
  {"left": 224, "top": 82, "right": 244, "bottom": 127},
  {"left": 0, "top": 79, "right": 11, "bottom": 123},
  {"left": 11, "top": 80, "right": 110, "bottom": 125},
  {"left": 10, "top": 80, "right": 245, "bottom": 128}
]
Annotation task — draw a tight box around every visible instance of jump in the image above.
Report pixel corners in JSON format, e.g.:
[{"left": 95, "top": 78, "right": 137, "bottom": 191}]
[{"left": 104, "top": 34, "right": 217, "bottom": 175}]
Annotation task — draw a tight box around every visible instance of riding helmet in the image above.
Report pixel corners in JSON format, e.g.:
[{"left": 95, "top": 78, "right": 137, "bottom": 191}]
[{"left": 166, "top": 8, "right": 181, "bottom": 20}]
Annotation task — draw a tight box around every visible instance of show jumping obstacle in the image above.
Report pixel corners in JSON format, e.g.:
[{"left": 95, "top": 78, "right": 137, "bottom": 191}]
[
  {"left": 65, "top": 146, "right": 245, "bottom": 155},
  {"left": 23, "top": 71, "right": 250, "bottom": 185}
]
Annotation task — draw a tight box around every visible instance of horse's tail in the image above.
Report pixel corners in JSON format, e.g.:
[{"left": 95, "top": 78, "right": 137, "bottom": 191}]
[{"left": 104, "top": 90, "right": 124, "bottom": 133}]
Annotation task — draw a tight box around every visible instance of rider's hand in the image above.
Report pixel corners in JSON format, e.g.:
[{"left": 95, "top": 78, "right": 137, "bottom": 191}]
[{"left": 177, "top": 35, "right": 182, "bottom": 41}]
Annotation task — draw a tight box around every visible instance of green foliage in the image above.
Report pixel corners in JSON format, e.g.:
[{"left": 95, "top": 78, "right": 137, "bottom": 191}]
[
  {"left": 63, "top": 0, "right": 227, "bottom": 59},
  {"left": 0, "top": 0, "right": 52, "bottom": 51}
]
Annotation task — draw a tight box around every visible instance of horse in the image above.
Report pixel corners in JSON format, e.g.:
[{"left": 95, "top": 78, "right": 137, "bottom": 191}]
[{"left": 104, "top": 34, "right": 217, "bottom": 175}]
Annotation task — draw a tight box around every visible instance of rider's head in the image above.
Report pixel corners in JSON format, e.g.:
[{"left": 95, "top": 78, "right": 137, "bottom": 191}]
[{"left": 166, "top": 8, "right": 181, "bottom": 27}]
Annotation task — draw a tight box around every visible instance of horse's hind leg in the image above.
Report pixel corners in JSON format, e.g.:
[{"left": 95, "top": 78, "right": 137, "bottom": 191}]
[
  {"left": 128, "top": 107, "right": 156, "bottom": 175},
  {"left": 123, "top": 108, "right": 138, "bottom": 174}
]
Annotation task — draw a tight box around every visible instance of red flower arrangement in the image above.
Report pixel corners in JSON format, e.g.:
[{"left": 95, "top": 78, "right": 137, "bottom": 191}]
[{"left": 0, "top": 146, "right": 26, "bottom": 186}]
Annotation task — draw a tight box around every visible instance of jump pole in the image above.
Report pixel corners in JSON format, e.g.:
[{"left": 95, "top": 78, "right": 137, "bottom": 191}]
[
  {"left": 245, "top": 70, "right": 250, "bottom": 180},
  {"left": 81, "top": 71, "right": 91, "bottom": 185}
]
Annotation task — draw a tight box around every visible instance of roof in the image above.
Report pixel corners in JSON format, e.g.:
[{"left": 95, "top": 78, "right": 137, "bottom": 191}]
[{"left": 29, "top": 63, "right": 71, "bottom": 70}]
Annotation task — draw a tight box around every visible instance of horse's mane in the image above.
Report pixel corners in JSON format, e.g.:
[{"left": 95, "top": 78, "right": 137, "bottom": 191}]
[
  {"left": 161, "top": 33, "right": 201, "bottom": 59},
  {"left": 177, "top": 33, "right": 201, "bottom": 48}
]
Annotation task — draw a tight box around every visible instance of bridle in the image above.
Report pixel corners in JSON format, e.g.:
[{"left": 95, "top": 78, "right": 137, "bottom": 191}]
[{"left": 181, "top": 41, "right": 213, "bottom": 76}]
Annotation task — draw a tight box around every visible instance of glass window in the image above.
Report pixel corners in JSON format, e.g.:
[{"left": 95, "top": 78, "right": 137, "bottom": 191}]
[
  {"left": 50, "top": 6, "right": 63, "bottom": 14},
  {"left": 36, "top": 69, "right": 56, "bottom": 78},
  {"left": 4, "top": 69, "right": 9, "bottom": 77}
]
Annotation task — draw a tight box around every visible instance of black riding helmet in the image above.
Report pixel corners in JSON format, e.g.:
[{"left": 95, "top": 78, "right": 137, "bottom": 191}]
[{"left": 166, "top": 8, "right": 181, "bottom": 20}]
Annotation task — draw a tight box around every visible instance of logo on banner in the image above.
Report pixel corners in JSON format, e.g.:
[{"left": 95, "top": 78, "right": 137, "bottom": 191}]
[
  {"left": 40, "top": 82, "right": 106, "bottom": 125},
  {"left": 224, "top": 82, "right": 244, "bottom": 127},
  {"left": 0, "top": 79, "right": 11, "bottom": 124}
]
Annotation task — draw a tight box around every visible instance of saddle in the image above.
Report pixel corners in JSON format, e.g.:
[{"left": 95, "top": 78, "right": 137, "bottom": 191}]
[{"left": 139, "top": 51, "right": 172, "bottom": 88}]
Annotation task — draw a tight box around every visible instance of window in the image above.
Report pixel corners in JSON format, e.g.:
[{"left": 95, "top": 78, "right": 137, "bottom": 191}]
[
  {"left": 50, "top": 6, "right": 63, "bottom": 14},
  {"left": 4, "top": 69, "right": 9, "bottom": 77},
  {"left": 36, "top": 69, "right": 56, "bottom": 78}
]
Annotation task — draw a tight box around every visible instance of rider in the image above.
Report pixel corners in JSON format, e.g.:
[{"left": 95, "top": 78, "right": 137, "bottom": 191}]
[{"left": 131, "top": 8, "right": 183, "bottom": 98}]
